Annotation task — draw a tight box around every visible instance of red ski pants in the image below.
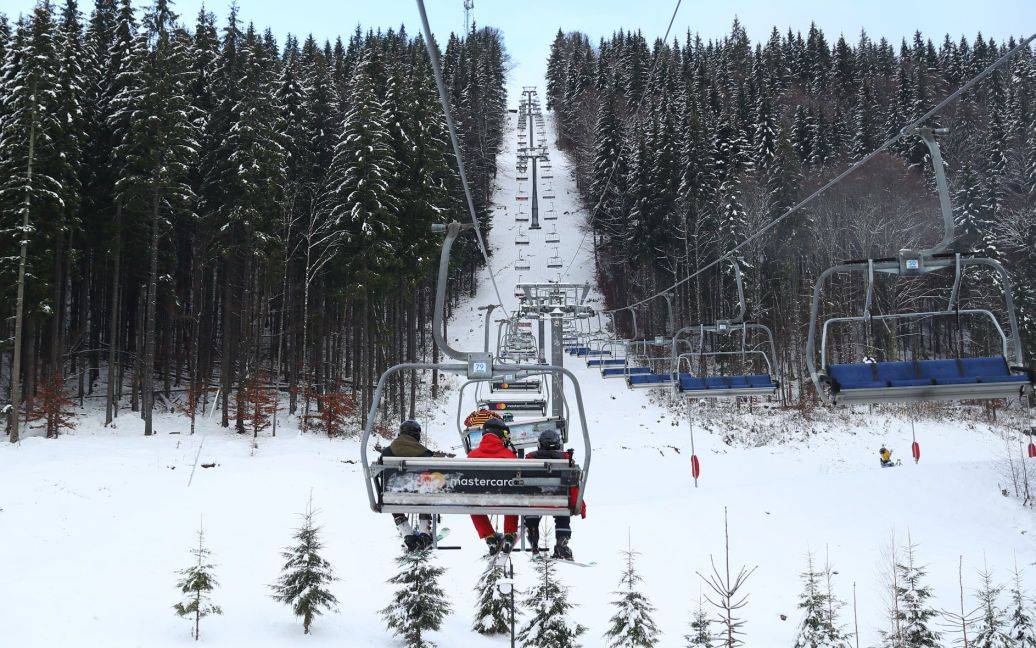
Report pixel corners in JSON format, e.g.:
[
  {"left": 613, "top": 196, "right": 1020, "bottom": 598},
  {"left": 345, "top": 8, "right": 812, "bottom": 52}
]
[{"left": 471, "top": 514, "right": 517, "bottom": 538}]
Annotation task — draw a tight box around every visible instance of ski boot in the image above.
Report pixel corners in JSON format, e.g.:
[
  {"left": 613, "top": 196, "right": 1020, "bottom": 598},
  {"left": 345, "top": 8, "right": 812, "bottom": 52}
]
[
  {"left": 403, "top": 534, "right": 421, "bottom": 552},
  {"left": 485, "top": 533, "right": 503, "bottom": 556},
  {"left": 527, "top": 527, "right": 541, "bottom": 556},
  {"left": 416, "top": 532, "right": 434, "bottom": 551},
  {"left": 500, "top": 532, "right": 517, "bottom": 555},
  {"left": 552, "top": 537, "right": 573, "bottom": 561}
]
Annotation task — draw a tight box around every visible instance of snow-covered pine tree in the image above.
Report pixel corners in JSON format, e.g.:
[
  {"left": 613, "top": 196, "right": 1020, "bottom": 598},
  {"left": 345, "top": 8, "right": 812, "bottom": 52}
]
[
  {"left": 1008, "top": 560, "right": 1036, "bottom": 647},
  {"left": 821, "top": 557, "right": 851, "bottom": 647},
  {"left": 381, "top": 548, "right": 451, "bottom": 648},
  {"left": 972, "top": 565, "right": 1011, "bottom": 648},
  {"left": 518, "top": 554, "right": 587, "bottom": 648},
  {"left": 685, "top": 596, "right": 714, "bottom": 647},
  {"left": 109, "top": 0, "right": 199, "bottom": 437},
  {"left": 472, "top": 558, "right": 510, "bottom": 635},
  {"left": 604, "top": 543, "right": 661, "bottom": 647},
  {"left": 894, "top": 536, "right": 942, "bottom": 648},
  {"left": 793, "top": 553, "right": 833, "bottom": 648},
  {"left": 270, "top": 498, "right": 338, "bottom": 634},
  {"left": 173, "top": 522, "right": 222, "bottom": 640}
]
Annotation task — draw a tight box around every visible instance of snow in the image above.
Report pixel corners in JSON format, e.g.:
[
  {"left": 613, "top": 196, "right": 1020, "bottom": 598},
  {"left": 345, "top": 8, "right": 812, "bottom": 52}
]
[{"left": 2, "top": 102, "right": 1035, "bottom": 648}]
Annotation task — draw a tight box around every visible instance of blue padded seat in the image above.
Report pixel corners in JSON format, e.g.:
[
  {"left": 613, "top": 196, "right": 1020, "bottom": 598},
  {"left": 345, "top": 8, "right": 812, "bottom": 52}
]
[
  {"left": 958, "top": 356, "right": 1028, "bottom": 383},
  {"left": 679, "top": 375, "right": 706, "bottom": 391},
  {"left": 827, "top": 363, "right": 884, "bottom": 390},
  {"left": 584, "top": 350, "right": 612, "bottom": 357},
  {"left": 588, "top": 358, "right": 626, "bottom": 367},
  {"left": 628, "top": 373, "right": 672, "bottom": 386},
  {"left": 727, "top": 376, "right": 751, "bottom": 388},
  {"left": 704, "top": 376, "right": 729, "bottom": 389},
  {"left": 875, "top": 361, "right": 920, "bottom": 386},
  {"left": 745, "top": 374, "right": 775, "bottom": 388},
  {"left": 602, "top": 367, "right": 651, "bottom": 377},
  {"left": 566, "top": 347, "right": 590, "bottom": 356}
]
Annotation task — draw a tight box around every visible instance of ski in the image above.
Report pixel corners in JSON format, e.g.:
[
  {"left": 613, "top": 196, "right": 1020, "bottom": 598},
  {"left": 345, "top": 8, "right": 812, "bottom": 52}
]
[
  {"left": 530, "top": 554, "right": 596, "bottom": 568},
  {"left": 399, "top": 527, "right": 449, "bottom": 552}
]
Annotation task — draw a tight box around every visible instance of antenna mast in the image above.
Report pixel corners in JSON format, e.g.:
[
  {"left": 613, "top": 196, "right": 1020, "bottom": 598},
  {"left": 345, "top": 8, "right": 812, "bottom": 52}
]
[{"left": 463, "top": 0, "right": 474, "bottom": 34}]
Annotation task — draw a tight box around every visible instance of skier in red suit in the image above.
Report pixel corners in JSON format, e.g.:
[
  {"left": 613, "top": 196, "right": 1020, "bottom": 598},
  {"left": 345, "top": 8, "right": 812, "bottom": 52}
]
[{"left": 468, "top": 417, "right": 518, "bottom": 555}]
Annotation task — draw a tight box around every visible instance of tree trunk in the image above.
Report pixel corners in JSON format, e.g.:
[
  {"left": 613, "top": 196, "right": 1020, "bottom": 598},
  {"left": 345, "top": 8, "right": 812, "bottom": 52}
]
[
  {"left": 8, "top": 82, "right": 37, "bottom": 443},
  {"left": 143, "top": 177, "right": 161, "bottom": 436}
]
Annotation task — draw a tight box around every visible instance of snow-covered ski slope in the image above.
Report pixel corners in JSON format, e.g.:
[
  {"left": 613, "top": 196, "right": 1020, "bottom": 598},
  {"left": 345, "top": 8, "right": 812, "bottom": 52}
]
[{"left": 1, "top": 106, "right": 1034, "bottom": 648}]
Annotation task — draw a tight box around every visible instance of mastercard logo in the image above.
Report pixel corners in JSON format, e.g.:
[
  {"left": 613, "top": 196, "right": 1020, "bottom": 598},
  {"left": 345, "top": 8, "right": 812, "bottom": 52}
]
[{"left": 416, "top": 472, "right": 446, "bottom": 491}]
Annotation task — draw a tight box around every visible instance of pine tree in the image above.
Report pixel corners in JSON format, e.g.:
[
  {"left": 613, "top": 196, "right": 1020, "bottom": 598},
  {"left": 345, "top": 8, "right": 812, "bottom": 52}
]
[
  {"left": 110, "top": 0, "right": 198, "bottom": 436},
  {"left": 472, "top": 559, "right": 511, "bottom": 635},
  {"left": 793, "top": 553, "right": 833, "bottom": 648},
  {"left": 886, "top": 538, "right": 941, "bottom": 648},
  {"left": 381, "top": 548, "right": 451, "bottom": 648},
  {"left": 604, "top": 544, "right": 661, "bottom": 647},
  {"left": 173, "top": 522, "right": 222, "bottom": 641},
  {"left": 270, "top": 498, "right": 338, "bottom": 634},
  {"left": 685, "top": 597, "right": 714, "bottom": 647},
  {"left": 972, "top": 566, "right": 1011, "bottom": 648},
  {"left": 1008, "top": 561, "right": 1036, "bottom": 647},
  {"left": 518, "top": 555, "right": 587, "bottom": 648}
]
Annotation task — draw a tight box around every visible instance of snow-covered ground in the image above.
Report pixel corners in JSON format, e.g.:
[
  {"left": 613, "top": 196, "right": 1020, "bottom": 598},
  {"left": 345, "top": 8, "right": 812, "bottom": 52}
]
[{"left": 2, "top": 103, "right": 1034, "bottom": 648}]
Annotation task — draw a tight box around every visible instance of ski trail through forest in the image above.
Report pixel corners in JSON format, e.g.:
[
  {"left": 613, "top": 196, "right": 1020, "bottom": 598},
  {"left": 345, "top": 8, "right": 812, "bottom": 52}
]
[{"left": 0, "top": 101, "right": 1034, "bottom": 648}]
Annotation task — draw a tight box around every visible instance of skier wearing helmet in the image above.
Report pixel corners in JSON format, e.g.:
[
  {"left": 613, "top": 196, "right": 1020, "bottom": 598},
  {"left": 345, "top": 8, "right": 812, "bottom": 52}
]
[
  {"left": 381, "top": 420, "right": 438, "bottom": 551},
  {"left": 467, "top": 417, "right": 519, "bottom": 555},
  {"left": 522, "top": 428, "right": 586, "bottom": 560}
]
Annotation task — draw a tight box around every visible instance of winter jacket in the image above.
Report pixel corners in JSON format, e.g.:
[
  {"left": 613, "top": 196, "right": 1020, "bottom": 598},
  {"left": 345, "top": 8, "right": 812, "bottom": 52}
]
[
  {"left": 527, "top": 448, "right": 587, "bottom": 519},
  {"left": 382, "top": 433, "right": 433, "bottom": 458},
  {"left": 467, "top": 433, "right": 517, "bottom": 459}
]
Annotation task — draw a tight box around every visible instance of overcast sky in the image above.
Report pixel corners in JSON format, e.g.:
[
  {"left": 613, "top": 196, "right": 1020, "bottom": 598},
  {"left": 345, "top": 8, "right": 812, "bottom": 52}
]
[{"left": 2, "top": 0, "right": 1034, "bottom": 102}]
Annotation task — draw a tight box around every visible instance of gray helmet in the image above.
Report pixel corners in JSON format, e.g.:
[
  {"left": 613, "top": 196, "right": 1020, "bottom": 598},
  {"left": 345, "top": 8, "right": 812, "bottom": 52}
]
[
  {"left": 400, "top": 420, "right": 422, "bottom": 439},
  {"left": 538, "top": 429, "right": 561, "bottom": 451}
]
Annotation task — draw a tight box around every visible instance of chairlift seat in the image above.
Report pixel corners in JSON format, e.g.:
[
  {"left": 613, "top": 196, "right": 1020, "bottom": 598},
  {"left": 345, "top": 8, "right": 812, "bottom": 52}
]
[
  {"left": 588, "top": 358, "right": 627, "bottom": 367},
  {"left": 627, "top": 373, "right": 673, "bottom": 388},
  {"left": 464, "top": 417, "right": 566, "bottom": 453},
  {"left": 825, "top": 356, "right": 1030, "bottom": 403},
  {"left": 566, "top": 346, "right": 590, "bottom": 356},
  {"left": 603, "top": 367, "right": 651, "bottom": 378},
  {"left": 479, "top": 399, "right": 548, "bottom": 415},
  {"left": 678, "top": 372, "right": 778, "bottom": 397},
  {"left": 491, "top": 379, "right": 542, "bottom": 393},
  {"left": 375, "top": 456, "right": 580, "bottom": 516}
]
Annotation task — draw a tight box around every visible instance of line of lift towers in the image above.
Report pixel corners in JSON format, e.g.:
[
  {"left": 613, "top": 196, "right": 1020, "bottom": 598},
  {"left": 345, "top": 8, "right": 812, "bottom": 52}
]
[{"left": 360, "top": 88, "right": 595, "bottom": 558}]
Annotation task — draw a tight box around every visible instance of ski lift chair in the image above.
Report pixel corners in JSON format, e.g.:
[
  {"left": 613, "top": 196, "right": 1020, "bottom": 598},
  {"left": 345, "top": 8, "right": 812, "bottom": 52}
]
[
  {"left": 514, "top": 229, "right": 530, "bottom": 246},
  {"left": 669, "top": 259, "right": 781, "bottom": 399},
  {"left": 546, "top": 228, "right": 560, "bottom": 245},
  {"left": 515, "top": 251, "right": 531, "bottom": 272},
  {"left": 362, "top": 222, "right": 589, "bottom": 518},
  {"left": 806, "top": 128, "right": 1033, "bottom": 405},
  {"left": 547, "top": 249, "right": 563, "bottom": 269}
]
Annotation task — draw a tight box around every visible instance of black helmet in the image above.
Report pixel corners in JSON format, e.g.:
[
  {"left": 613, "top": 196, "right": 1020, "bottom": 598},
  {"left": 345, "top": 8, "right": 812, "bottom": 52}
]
[
  {"left": 400, "top": 420, "right": 422, "bottom": 439},
  {"left": 482, "top": 417, "right": 509, "bottom": 437},
  {"left": 538, "top": 429, "right": 561, "bottom": 451}
]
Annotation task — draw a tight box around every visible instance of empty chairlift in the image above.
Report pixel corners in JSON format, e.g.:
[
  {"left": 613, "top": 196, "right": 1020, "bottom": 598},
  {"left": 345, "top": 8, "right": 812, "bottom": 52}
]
[
  {"left": 806, "top": 127, "right": 1033, "bottom": 405},
  {"left": 547, "top": 248, "right": 563, "bottom": 269},
  {"left": 515, "top": 251, "right": 531, "bottom": 272},
  {"left": 670, "top": 259, "right": 781, "bottom": 399},
  {"left": 514, "top": 228, "right": 530, "bottom": 246},
  {"left": 546, "top": 227, "right": 560, "bottom": 245}
]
